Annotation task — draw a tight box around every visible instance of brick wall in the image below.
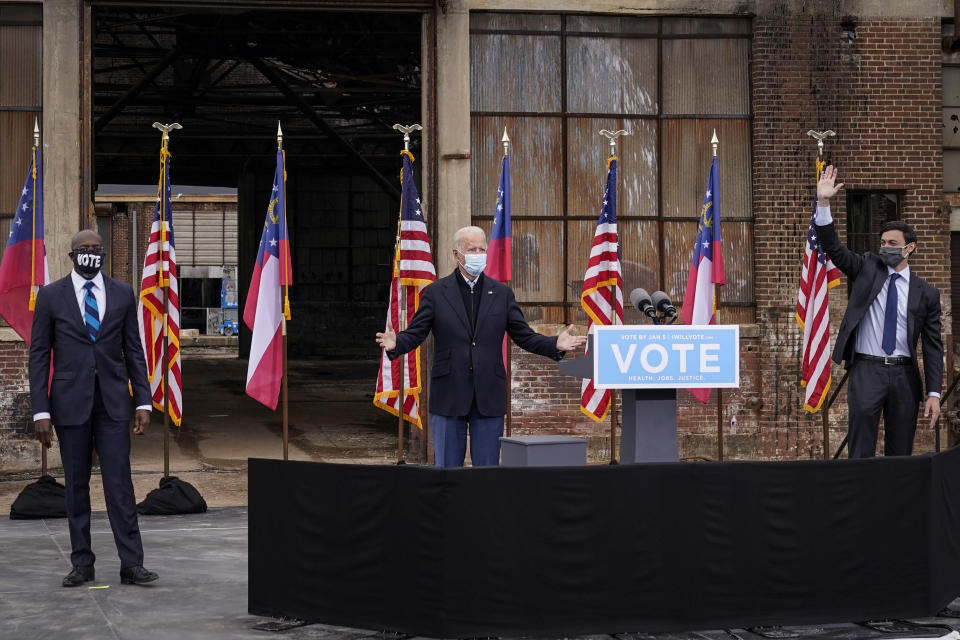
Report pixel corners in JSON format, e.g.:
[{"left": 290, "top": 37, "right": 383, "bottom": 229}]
[
  {"left": 507, "top": 14, "right": 948, "bottom": 461},
  {"left": 0, "top": 339, "right": 40, "bottom": 472}
]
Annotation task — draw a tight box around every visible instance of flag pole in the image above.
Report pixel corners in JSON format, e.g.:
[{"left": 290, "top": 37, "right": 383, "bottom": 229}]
[
  {"left": 391, "top": 123, "right": 421, "bottom": 464},
  {"left": 278, "top": 122, "right": 289, "bottom": 461},
  {"left": 34, "top": 119, "right": 47, "bottom": 477},
  {"left": 152, "top": 122, "right": 181, "bottom": 478},
  {"left": 710, "top": 130, "right": 725, "bottom": 462},
  {"left": 807, "top": 129, "right": 836, "bottom": 459},
  {"left": 502, "top": 127, "right": 514, "bottom": 438},
  {"left": 600, "top": 128, "right": 627, "bottom": 464}
]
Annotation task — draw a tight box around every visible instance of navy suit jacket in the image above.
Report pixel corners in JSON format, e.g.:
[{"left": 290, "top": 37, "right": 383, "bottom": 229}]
[
  {"left": 29, "top": 274, "right": 152, "bottom": 425},
  {"left": 390, "top": 271, "right": 562, "bottom": 417},
  {"left": 816, "top": 222, "right": 943, "bottom": 399}
]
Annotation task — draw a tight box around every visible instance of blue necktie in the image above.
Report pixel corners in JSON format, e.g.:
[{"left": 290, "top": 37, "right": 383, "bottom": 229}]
[
  {"left": 83, "top": 281, "right": 100, "bottom": 342},
  {"left": 882, "top": 273, "right": 900, "bottom": 355}
]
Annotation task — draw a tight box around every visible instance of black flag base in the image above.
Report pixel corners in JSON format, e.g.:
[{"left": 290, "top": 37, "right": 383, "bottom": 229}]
[
  {"left": 136, "top": 476, "right": 207, "bottom": 515},
  {"left": 9, "top": 475, "right": 67, "bottom": 519}
]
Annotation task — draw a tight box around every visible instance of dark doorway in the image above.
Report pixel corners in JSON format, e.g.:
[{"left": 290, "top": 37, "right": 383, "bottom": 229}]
[{"left": 92, "top": 7, "right": 424, "bottom": 358}]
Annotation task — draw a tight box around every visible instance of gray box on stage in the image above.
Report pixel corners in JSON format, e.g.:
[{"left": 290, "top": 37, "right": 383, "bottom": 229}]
[{"left": 499, "top": 435, "right": 587, "bottom": 467}]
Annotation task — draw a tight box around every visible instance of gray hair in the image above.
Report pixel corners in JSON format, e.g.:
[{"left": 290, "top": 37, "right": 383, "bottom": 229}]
[{"left": 452, "top": 226, "right": 486, "bottom": 251}]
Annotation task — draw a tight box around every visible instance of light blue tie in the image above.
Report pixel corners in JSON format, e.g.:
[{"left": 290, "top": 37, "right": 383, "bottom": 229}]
[
  {"left": 881, "top": 273, "right": 899, "bottom": 355},
  {"left": 83, "top": 281, "right": 99, "bottom": 342}
]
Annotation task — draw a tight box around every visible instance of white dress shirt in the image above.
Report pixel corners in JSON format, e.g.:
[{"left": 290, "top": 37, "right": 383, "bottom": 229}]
[
  {"left": 816, "top": 205, "right": 939, "bottom": 398},
  {"left": 33, "top": 271, "right": 152, "bottom": 422}
]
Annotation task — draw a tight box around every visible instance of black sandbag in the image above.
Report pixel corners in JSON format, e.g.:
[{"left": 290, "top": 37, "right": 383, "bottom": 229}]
[
  {"left": 136, "top": 476, "right": 207, "bottom": 515},
  {"left": 10, "top": 475, "right": 67, "bottom": 519}
]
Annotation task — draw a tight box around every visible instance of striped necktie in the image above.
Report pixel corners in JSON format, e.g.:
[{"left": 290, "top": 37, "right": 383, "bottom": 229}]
[{"left": 83, "top": 281, "right": 100, "bottom": 342}]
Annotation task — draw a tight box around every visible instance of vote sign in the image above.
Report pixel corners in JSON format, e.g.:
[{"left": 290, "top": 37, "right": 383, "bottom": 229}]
[{"left": 592, "top": 325, "right": 739, "bottom": 389}]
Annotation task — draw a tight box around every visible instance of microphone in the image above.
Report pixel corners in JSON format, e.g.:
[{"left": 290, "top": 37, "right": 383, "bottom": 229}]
[
  {"left": 651, "top": 291, "right": 678, "bottom": 319},
  {"left": 629, "top": 288, "right": 657, "bottom": 318}
]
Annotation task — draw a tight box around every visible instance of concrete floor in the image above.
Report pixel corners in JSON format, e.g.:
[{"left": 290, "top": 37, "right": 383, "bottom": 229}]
[
  {"left": 4, "top": 352, "right": 960, "bottom": 639},
  {"left": 2, "top": 508, "right": 960, "bottom": 639},
  {"left": 0, "top": 351, "right": 403, "bottom": 513}
]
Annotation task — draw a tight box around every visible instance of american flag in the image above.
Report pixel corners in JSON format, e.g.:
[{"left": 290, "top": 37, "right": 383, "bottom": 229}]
[
  {"left": 796, "top": 159, "right": 839, "bottom": 413},
  {"left": 580, "top": 157, "right": 623, "bottom": 422},
  {"left": 138, "top": 145, "right": 182, "bottom": 426},
  {"left": 374, "top": 150, "right": 436, "bottom": 427}
]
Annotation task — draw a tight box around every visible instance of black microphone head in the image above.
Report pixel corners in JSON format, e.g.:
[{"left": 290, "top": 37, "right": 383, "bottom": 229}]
[
  {"left": 651, "top": 290, "right": 677, "bottom": 316},
  {"left": 629, "top": 288, "right": 651, "bottom": 311}
]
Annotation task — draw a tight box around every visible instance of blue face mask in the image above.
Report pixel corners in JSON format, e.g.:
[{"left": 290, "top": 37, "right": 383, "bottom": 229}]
[{"left": 461, "top": 252, "right": 487, "bottom": 277}]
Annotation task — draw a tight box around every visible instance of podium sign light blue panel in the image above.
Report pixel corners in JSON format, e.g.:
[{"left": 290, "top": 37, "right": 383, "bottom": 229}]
[{"left": 592, "top": 325, "right": 739, "bottom": 389}]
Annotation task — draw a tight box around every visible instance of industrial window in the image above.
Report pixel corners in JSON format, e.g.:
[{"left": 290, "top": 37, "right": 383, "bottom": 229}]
[
  {"left": 469, "top": 14, "right": 753, "bottom": 326},
  {"left": 944, "top": 63, "right": 960, "bottom": 192},
  {"left": 0, "top": 3, "right": 42, "bottom": 265},
  {"left": 845, "top": 191, "right": 900, "bottom": 294}
]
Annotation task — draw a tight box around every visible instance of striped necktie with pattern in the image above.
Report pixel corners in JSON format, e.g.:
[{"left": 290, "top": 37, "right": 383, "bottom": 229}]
[{"left": 83, "top": 281, "right": 99, "bottom": 342}]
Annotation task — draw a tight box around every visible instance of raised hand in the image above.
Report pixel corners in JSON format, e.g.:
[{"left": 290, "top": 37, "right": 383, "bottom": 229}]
[
  {"left": 376, "top": 319, "right": 397, "bottom": 351},
  {"left": 556, "top": 324, "right": 587, "bottom": 352},
  {"left": 817, "top": 164, "right": 845, "bottom": 204}
]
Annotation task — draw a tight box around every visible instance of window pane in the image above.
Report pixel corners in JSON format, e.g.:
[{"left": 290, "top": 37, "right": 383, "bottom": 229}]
[
  {"left": 946, "top": 150, "right": 960, "bottom": 191},
  {"left": 662, "top": 18, "right": 752, "bottom": 35},
  {"left": 661, "top": 119, "right": 752, "bottom": 219},
  {"left": 566, "top": 36, "right": 657, "bottom": 114},
  {"left": 472, "top": 218, "right": 564, "bottom": 303},
  {"left": 944, "top": 67, "right": 960, "bottom": 106},
  {"left": 470, "top": 12, "right": 561, "bottom": 32},
  {"left": 0, "top": 25, "right": 42, "bottom": 105},
  {"left": 662, "top": 39, "right": 750, "bottom": 115},
  {"left": 471, "top": 116, "right": 563, "bottom": 218},
  {"left": 566, "top": 117, "right": 657, "bottom": 218},
  {"left": 0, "top": 111, "right": 39, "bottom": 214},
  {"left": 944, "top": 107, "right": 960, "bottom": 147},
  {"left": 566, "top": 15, "right": 658, "bottom": 34},
  {"left": 470, "top": 34, "right": 562, "bottom": 112},
  {"left": 663, "top": 220, "right": 697, "bottom": 302},
  {"left": 846, "top": 192, "right": 899, "bottom": 255},
  {"left": 717, "top": 221, "right": 753, "bottom": 304}
]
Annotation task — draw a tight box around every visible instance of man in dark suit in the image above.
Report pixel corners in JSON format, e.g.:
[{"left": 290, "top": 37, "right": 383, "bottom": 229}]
[
  {"left": 815, "top": 166, "right": 942, "bottom": 457},
  {"left": 30, "top": 229, "right": 159, "bottom": 586},
  {"left": 376, "top": 226, "right": 586, "bottom": 467}
]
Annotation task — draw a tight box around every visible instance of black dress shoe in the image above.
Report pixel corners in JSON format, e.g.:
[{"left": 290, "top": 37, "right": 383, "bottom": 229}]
[
  {"left": 63, "top": 565, "right": 95, "bottom": 587},
  {"left": 119, "top": 565, "right": 158, "bottom": 585}
]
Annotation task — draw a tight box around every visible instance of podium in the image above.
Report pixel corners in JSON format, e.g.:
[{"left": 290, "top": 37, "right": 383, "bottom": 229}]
[{"left": 559, "top": 325, "right": 739, "bottom": 463}]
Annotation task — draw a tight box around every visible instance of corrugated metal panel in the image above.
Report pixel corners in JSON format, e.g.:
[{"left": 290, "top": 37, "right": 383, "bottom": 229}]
[
  {"left": 509, "top": 219, "right": 564, "bottom": 303},
  {"left": 663, "top": 220, "right": 753, "bottom": 311},
  {"left": 566, "top": 37, "right": 657, "bottom": 114},
  {"left": 662, "top": 39, "right": 749, "bottom": 115},
  {"left": 662, "top": 18, "right": 752, "bottom": 35},
  {"left": 0, "top": 111, "right": 38, "bottom": 215},
  {"left": 0, "top": 25, "right": 42, "bottom": 106},
  {"left": 470, "top": 34, "right": 561, "bottom": 112},
  {"left": 471, "top": 115, "right": 563, "bottom": 218},
  {"left": 0, "top": 216, "right": 10, "bottom": 262},
  {"left": 194, "top": 210, "right": 227, "bottom": 266},
  {"left": 566, "top": 117, "right": 657, "bottom": 218},
  {"left": 470, "top": 12, "right": 561, "bottom": 32},
  {"left": 717, "top": 221, "right": 753, "bottom": 304},
  {"left": 173, "top": 209, "right": 194, "bottom": 265},
  {"left": 661, "top": 119, "right": 751, "bottom": 220},
  {"left": 223, "top": 206, "right": 238, "bottom": 265},
  {"left": 566, "top": 15, "right": 659, "bottom": 34}
]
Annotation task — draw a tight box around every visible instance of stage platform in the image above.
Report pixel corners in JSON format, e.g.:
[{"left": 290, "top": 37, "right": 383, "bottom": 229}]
[{"left": 3, "top": 508, "right": 960, "bottom": 639}]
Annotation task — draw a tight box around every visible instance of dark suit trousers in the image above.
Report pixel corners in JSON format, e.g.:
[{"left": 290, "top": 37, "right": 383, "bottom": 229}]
[
  {"left": 847, "top": 359, "right": 920, "bottom": 458},
  {"left": 55, "top": 380, "right": 144, "bottom": 569}
]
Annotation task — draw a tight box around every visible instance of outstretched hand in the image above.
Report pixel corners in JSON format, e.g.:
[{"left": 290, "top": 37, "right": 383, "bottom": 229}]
[
  {"left": 925, "top": 396, "right": 941, "bottom": 430},
  {"left": 556, "top": 324, "right": 587, "bottom": 352},
  {"left": 376, "top": 320, "right": 397, "bottom": 351},
  {"left": 817, "top": 164, "right": 844, "bottom": 204}
]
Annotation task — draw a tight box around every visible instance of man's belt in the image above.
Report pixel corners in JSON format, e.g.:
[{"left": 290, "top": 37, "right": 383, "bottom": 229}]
[{"left": 855, "top": 353, "right": 911, "bottom": 365}]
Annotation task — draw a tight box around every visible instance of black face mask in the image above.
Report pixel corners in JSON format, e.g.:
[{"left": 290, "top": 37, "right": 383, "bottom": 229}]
[
  {"left": 72, "top": 250, "right": 103, "bottom": 280},
  {"left": 878, "top": 246, "right": 907, "bottom": 269}
]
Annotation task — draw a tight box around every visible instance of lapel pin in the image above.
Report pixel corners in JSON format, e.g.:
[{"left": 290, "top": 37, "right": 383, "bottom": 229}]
[{"left": 487, "top": 290, "right": 493, "bottom": 295}]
